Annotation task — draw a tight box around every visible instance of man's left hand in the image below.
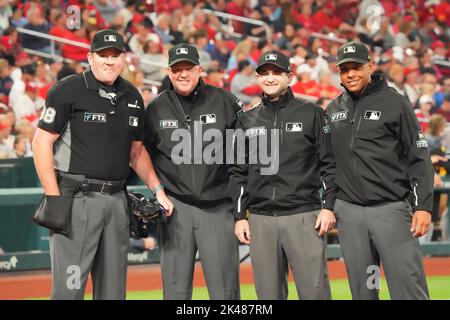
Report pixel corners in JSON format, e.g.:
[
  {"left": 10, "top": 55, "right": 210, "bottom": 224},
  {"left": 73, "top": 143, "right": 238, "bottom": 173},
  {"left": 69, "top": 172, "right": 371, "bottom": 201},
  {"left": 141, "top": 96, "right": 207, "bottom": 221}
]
[
  {"left": 411, "top": 210, "right": 431, "bottom": 238},
  {"left": 315, "top": 209, "right": 336, "bottom": 236}
]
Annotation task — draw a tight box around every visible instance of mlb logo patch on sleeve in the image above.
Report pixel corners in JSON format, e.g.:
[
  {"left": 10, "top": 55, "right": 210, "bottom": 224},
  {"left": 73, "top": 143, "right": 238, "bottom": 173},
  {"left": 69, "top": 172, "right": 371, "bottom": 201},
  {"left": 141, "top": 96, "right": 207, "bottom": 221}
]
[
  {"left": 416, "top": 131, "right": 428, "bottom": 148},
  {"left": 129, "top": 116, "right": 139, "bottom": 127},
  {"left": 200, "top": 114, "right": 216, "bottom": 124},
  {"left": 364, "top": 110, "right": 381, "bottom": 120},
  {"left": 235, "top": 99, "right": 245, "bottom": 118},
  {"left": 236, "top": 99, "right": 244, "bottom": 108}
]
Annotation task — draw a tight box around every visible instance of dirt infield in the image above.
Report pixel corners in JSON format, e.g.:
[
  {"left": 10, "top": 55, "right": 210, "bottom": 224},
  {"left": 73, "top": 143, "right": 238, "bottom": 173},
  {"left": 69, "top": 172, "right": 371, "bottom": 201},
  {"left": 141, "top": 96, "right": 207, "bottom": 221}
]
[{"left": 1, "top": 257, "right": 449, "bottom": 300}]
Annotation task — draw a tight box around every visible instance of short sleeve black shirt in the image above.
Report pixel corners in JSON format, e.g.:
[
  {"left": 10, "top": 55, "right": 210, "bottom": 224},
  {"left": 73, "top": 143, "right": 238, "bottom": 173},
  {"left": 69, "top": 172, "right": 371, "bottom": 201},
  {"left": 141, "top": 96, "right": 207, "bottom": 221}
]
[{"left": 38, "top": 71, "right": 145, "bottom": 180}]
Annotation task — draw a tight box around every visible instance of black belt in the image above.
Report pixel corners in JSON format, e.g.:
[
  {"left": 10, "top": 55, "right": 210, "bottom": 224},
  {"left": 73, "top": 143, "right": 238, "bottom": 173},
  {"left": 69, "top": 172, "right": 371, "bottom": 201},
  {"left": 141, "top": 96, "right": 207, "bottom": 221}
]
[
  {"left": 57, "top": 172, "right": 125, "bottom": 195},
  {"left": 80, "top": 180, "right": 125, "bottom": 195}
]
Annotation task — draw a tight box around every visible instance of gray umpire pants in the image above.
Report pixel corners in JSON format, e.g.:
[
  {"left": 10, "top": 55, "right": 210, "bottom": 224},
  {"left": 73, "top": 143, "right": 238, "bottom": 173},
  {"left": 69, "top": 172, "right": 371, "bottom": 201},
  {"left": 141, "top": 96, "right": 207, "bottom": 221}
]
[
  {"left": 334, "top": 199, "right": 429, "bottom": 300},
  {"left": 158, "top": 196, "right": 240, "bottom": 300},
  {"left": 249, "top": 211, "right": 332, "bottom": 300},
  {"left": 50, "top": 180, "right": 129, "bottom": 300}
]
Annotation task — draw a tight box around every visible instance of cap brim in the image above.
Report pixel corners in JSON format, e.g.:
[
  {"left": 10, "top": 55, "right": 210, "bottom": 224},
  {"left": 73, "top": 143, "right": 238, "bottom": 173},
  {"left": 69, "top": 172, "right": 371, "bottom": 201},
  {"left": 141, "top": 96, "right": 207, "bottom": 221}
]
[
  {"left": 168, "top": 58, "right": 199, "bottom": 67},
  {"left": 92, "top": 45, "right": 124, "bottom": 53},
  {"left": 336, "top": 58, "right": 369, "bottom": 66},
  {"left": 256, "top": 62, "right": 290, "bottom": 73}
]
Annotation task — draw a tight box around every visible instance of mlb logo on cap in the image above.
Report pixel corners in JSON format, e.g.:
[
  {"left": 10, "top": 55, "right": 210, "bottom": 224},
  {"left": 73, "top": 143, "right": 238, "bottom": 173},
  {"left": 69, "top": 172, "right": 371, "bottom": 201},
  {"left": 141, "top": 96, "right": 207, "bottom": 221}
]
[
  {"left": 168, "top": 43, "right": 200, "bottom": 66},
  {"left": 104, "top": 35, "right": 117, "bottom": 42},
  {"left": 336, "top": 41, "right": 371, "bottom": 66},
  {"left": 265, "top": 53, "right": 278, "bottom": 61},
  {"left": 176, "top": 48, "right": 189, "bottom": 55},
  {"left": 256, "top": 50, "right": 291, "bottom": 73},
  {"left": 91, "top": 29, "right": 125, "bottom": 52},
  {"left": 343, "top": 46, "right": 356, "bottom": 54}
]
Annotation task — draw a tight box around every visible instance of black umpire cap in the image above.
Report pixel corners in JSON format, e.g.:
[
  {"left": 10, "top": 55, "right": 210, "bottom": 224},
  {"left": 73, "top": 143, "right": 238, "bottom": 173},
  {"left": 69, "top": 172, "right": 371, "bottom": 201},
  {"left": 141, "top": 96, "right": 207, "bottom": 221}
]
[
  {"left": 91, "top": 29, "right": 125, "bottom": 52},
  {"left": 336, "top": 41, "right": 371, "bottom": 66},
  {"left": 168, "top": 43, "right": 200, "bottom": 67},
  {"left": 256, "top": 50, "right": 291, "bottom": 73}
]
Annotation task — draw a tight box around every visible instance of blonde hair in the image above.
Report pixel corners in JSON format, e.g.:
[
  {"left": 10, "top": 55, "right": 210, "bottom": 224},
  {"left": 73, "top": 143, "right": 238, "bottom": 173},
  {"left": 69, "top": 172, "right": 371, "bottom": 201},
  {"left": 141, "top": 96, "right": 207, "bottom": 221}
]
[
  {"left": 419, "top": 83, "right": 435, "bottom": 96},
  {"left": 232, "top": 39, "right": 252, "bottom": 60},
  {"left": 426, "top": 114, "right": 447, "bottom": 136},
  {"left": 389, "top": 64, "right": 404, "bottom": 79}
]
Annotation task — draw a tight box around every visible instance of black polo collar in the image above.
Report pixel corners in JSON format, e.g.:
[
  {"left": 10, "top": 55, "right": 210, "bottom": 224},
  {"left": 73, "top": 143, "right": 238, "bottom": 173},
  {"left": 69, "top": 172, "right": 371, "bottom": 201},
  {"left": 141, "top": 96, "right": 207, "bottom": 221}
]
[{"left": 82, "top": 70, "right": 130, "bottom": 94}]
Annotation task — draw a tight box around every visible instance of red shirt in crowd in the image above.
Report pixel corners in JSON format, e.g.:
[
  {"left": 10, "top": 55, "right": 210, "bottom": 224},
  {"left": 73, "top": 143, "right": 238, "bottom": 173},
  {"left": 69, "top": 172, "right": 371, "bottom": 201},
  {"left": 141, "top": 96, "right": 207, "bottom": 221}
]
[
  {"left": 60, "top": 31, "right": 89, "bottom": 62},
  {"left": 320, "top": 84, "right": 341, "bottom": 100},
  {"left": 434, "top": 2, "right": 450, "bottom": 25},
  {"left": 155, "top": 0, "right": 182, "bottom": 13},
  {"left": 436, "top": 108, "right": 450, "bottom": 123},
  {"left": 312, "top": 8, "right": 342, "bottom": 32},
  {"left": 19, "top": 2, "right": 44, "bottom": 17},
  {"left": 225, "top": 2, "right": 246, "bottom": 33},
  {"left": 291, "top": 80, "right": 321, "bottom": 98},
  {"left": 415, "top": 110, "right": 430, "bottom": 132},
  {"left": 49, "top": 26, "right": 72, "bottom": 40}
]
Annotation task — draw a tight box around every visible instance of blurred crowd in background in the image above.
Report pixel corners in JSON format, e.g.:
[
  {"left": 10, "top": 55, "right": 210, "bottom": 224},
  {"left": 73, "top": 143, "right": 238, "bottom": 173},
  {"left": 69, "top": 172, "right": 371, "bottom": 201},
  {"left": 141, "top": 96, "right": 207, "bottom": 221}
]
[
  {"left": 0, "top": 0, "right": 448, "bottom": 162},
  {"left": 0, "top": 0, "right": 448, "bottom": 243}
]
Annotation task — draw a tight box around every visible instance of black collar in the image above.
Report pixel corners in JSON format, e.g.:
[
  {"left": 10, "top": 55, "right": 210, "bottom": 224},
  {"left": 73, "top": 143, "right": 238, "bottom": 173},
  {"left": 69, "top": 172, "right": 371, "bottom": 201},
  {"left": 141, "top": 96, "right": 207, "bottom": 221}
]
[
  {"left": 82, "top": 70, "right": 129, "bottom": 94},
  {"left": 342, "top": 72, "right": 386, "bottom": 99},
  {"left": 364, "top": 73, "right": 386, "bottom": 95},
  {"left": 262, "top": 87, "right": 294, "bottom": 108},
  {"left": 168, "top": 77, "right": 205, "bottom": 98}
]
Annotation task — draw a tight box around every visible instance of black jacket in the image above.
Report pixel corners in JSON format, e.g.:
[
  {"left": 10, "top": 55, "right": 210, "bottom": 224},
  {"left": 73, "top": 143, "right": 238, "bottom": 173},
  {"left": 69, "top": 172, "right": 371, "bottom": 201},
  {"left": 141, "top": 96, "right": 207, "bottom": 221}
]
[
  {"left": 325, "top": 74, "right": 434, "bottom": 212},
  {"left": 144, "top": 79, "right": 243, "bottom": 207},
  {"left": 230, "top": 88, "right": 337, "bottom": 219}
]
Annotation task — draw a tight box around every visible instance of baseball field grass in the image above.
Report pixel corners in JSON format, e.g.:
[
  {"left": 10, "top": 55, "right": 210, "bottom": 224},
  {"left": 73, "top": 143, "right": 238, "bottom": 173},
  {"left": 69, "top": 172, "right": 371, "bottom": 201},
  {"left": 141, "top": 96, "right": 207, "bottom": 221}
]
[{"left": 78, "top": 275, "right": 449, "bottom": 300}]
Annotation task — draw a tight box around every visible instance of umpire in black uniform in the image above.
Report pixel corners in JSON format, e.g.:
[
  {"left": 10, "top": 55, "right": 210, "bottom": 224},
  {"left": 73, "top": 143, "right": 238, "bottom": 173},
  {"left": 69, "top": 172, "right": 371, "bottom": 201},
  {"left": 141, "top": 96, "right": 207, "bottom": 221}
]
[
  {"left": 32, "top": 29, "right": 173, "bottom": 300},
  {"left": 144, "top": 43, "right": 242, "bottom": 300},
  {"left": 326, "top": 41, "right": 434, "bottom": 300},
  {"left": 231, "top": 51, "right": 337, "bottom": 300}
]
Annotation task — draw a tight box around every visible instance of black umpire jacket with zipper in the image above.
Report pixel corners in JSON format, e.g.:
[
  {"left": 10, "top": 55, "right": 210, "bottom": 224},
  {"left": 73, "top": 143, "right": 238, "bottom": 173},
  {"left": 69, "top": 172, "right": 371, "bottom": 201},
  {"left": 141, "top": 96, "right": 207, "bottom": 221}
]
[
  {"left": 144, "top": 79, "right": 243, "bottom": 207},
  {"left": 325, "top": 73, "right": 434, "bottom": 212},
  {"left": 230, "top": 88, "right": 337, "bottom": 220}
]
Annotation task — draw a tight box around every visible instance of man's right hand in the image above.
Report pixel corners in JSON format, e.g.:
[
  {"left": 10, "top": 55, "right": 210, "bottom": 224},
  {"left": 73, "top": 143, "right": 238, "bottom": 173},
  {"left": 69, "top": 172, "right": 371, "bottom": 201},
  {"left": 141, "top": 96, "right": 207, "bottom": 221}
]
[
  {"left": 234, "top": 219, "right": 251, "bottom": 244},
  {"left": 431, "top": 155, "right": 447, "bottom": 164},
  {"left": 143, "top": 237, "right": 156, "bottom": 250},
  {"left": 434, "top": 173, "right": 442, "bottom": 188}
]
